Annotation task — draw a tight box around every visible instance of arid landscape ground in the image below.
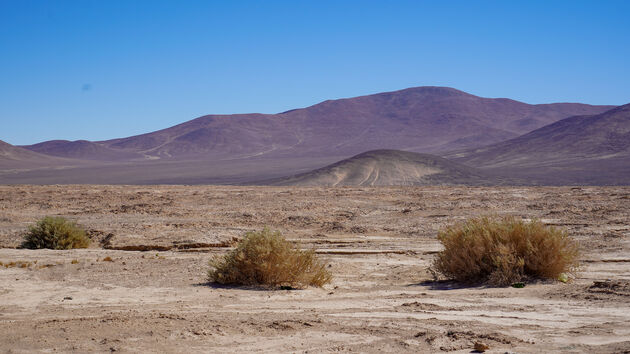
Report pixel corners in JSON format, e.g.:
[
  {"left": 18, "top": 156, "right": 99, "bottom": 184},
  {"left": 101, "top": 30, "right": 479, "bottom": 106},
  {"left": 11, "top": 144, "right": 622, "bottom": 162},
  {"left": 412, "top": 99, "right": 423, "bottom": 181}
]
[{"left": 1, "top": 185, "right": 629, "bottom": 353}]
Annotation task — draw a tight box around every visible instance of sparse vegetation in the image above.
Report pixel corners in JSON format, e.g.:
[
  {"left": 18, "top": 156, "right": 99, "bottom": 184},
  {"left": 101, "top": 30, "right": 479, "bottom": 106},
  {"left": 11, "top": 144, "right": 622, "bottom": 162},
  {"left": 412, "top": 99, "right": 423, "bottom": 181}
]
[
  {"left": 2, "top": 261, "right": 32, "bottom": 268},
  {"left": 432, "top": 216, "right": 579, "bottom": 286},
  {"left": 21, "top": 216, "right": 90, "bottom": 250},
  {"left": 208, "top": 228, "right": 332, "bottom": 288}
]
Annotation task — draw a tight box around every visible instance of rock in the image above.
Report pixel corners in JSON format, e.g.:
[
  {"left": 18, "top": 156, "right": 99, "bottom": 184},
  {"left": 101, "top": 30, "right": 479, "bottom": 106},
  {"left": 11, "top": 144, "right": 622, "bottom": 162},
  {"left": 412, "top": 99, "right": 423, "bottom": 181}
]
[
  {"left": 558, "top": 273, "right": 569, "bottom": 283},
  {"left": 474, "top": 341, "right": 490, "bottom": 352}
]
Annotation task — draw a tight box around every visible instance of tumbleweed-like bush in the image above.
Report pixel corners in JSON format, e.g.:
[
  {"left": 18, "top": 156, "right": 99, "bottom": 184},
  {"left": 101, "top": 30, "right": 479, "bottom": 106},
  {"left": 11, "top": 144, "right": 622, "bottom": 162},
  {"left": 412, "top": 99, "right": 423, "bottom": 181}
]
[
  {"left": 208, "top": 228, "right": 332, "bottom": 288},
  {"left": 432, "top": 216, "right": 579, "bottom": 286},
  {"left": 21, "top": 216, "right": 91, "bottom": 250}
]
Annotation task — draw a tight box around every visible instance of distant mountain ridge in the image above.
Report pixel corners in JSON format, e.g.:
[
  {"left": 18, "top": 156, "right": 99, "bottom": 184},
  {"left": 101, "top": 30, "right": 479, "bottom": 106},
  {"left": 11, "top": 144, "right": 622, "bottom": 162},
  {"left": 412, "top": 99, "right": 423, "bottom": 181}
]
[
  {"left": 0, "top": 140, "right": 39, "bottom": 161},
  {"left": 450, "top": 103, "right": 630, "bottom": 167},
  {"left": 2, "top": 86, "right": 625, "bottom": 185},
  {"left": 21, "top": 86, "right": 613, "bottom": 161},
  {"left": 26, "top": 140, "right": 144, "bottom": 161},
  {"left": 447, "top": 103, "right": 630, "bottom": 185},
  {"left": 0, "top": 140, "right": 77, "bottom": 170}
]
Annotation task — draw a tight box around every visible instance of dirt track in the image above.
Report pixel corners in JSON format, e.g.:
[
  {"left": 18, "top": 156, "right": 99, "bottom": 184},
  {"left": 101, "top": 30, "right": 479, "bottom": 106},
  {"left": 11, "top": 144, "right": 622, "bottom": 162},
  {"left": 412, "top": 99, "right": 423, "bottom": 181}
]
[{"left": 1, "top": 186, "right": 629, "bottom": 353}]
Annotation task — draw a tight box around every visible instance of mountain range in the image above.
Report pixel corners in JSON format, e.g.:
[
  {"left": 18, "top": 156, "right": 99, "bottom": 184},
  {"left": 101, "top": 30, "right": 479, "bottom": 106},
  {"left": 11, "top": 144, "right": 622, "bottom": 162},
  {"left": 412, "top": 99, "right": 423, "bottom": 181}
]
[{"left": 1, "top": 86, "right": 626, "bottom": 185}]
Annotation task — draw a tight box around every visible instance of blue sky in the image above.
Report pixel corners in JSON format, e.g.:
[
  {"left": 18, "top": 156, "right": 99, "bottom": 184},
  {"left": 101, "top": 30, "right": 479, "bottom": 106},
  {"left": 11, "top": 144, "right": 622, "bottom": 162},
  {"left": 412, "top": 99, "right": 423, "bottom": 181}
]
[{"left": 1, "top": 1, "right": 629, "bottom": 145}]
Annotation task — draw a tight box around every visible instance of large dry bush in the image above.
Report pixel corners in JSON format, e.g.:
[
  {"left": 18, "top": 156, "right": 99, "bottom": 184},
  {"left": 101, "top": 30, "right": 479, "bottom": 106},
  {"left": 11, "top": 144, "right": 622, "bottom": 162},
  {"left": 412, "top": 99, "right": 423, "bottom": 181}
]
[
  {"left": 432, "top": 216, "right": 579, "bottom": 286},
  {"left": 209, "top": 228, "right": 332, "bottom": 288},
  {"left": 21, "top": 216, "right": 90, "bottom": 250}
]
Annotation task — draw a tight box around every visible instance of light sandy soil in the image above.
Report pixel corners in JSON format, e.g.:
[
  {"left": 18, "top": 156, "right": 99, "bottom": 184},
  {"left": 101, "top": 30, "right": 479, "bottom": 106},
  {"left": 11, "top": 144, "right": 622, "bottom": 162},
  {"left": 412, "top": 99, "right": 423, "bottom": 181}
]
[{"left": 0, "top": 185, "right": 629, "bottom": 353}]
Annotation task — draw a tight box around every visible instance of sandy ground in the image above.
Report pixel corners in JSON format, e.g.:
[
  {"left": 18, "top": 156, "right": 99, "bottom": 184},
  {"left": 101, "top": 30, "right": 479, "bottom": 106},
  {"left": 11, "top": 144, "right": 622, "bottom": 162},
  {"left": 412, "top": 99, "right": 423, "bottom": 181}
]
[{"left": 0, "top": 185, "right": 629, "bottom": 353}]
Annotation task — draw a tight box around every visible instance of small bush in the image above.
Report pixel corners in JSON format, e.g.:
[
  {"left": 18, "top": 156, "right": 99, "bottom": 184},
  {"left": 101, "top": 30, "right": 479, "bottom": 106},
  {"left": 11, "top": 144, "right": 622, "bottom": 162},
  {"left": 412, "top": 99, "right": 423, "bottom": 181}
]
[
  {"left": 21, "top": 216, "right": 90, "bottom": 250},
  {"left": 1, "top": 261, "right": 32, "bottom": 268},
  {"left": 208, "top": 228, "right": 332, "bottom": 288},
  {"left": 432, "top": 216, "right": 579, "bottom": 286},
  {"left": 102, "top": 256, "right": 113, "bottom": 262}
]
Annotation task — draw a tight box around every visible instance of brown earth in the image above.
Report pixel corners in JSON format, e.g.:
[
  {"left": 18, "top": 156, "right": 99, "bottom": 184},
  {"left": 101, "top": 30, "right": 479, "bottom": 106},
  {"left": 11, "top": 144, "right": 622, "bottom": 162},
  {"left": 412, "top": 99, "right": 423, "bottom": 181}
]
[{"left": 0, "top": 185, "right": 629, "bottom": 353}]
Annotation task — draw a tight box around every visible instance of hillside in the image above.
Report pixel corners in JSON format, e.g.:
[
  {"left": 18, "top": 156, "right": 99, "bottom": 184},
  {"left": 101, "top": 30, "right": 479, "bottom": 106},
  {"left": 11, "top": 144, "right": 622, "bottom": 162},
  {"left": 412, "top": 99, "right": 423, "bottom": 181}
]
[
  {"left": 262, "top": 150, "right": 501, "bottom": 186},
  {"left": 0, "top": 140, "right": 78, "bottom": 170},
  {"left": 21, "top": 87, "right": 613, "bottom": 162},
  {"left": 447, "top": 104, "right": 630, "bottom": 184},
  {"left": 24, "top": 140, "right": 144, "bottom": 161},
  {"left": 4, "top": 86, "right": 617, "bottom": 184},
  {"left": 97, "top": 87, "right": 612, "bottom": 160}
]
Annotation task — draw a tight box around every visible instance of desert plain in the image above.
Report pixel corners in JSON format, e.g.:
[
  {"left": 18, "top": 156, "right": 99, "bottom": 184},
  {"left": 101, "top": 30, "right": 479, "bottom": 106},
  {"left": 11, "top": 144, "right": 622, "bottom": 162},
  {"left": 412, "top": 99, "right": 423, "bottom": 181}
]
[{"left": 0, "top": 185, "right": 629, "bottom": 353}]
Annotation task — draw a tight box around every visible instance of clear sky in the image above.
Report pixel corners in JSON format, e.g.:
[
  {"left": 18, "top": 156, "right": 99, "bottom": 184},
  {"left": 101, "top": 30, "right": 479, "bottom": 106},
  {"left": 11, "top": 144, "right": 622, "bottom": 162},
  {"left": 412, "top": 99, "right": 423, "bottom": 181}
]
[{"left": 1, "top": 0, "right": 629, "bottom": 145}]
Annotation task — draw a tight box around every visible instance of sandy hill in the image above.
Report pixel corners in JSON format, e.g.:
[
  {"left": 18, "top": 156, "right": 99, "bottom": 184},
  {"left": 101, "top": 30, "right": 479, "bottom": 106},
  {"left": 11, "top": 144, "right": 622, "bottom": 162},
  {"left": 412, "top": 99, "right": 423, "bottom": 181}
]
[
  {"left": 447, "top": 104, "right": 630, "bottom": 184},
  {"left": 262, "top": 149, "right": 500, "bottom": 186}
]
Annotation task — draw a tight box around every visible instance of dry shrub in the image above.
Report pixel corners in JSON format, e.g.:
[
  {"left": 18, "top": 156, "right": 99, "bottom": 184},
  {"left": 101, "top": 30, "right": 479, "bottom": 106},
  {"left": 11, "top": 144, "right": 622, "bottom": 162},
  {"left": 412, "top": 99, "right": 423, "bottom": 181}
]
[
  {"left": 21, "top": 216, "right": 90, "bottom": 250},
  {"left": 102, "top": 256, "right": 113, "bottom": 262},
  {"left": 208, "top": 228, "right": 332, "bottom": 288},
  {"left": 2, "top": 261, "right": 32, "bottom": 268},
  {"left": 432, "top": 216, "right": 579, "bottom": 286}
]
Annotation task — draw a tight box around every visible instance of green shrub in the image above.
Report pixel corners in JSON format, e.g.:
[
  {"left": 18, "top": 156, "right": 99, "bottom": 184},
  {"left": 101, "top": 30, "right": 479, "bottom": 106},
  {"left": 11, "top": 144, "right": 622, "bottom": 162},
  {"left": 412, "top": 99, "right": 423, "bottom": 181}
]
[
  {"left": 208, "top": 228, "right": 332, "bottom": 288},
  {"left": 432, "top": 216, "right": 579, "bottom": 286},
  {"left": 21, "top": 216, "right": 90, "bottom": 250}
]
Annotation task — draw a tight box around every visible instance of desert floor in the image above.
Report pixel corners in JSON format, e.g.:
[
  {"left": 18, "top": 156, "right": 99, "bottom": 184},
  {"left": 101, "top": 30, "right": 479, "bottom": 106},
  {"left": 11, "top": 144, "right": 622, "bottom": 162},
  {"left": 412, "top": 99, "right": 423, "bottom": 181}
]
[{"left": 0, "top": 185, "right": 629, "bottom": 353}]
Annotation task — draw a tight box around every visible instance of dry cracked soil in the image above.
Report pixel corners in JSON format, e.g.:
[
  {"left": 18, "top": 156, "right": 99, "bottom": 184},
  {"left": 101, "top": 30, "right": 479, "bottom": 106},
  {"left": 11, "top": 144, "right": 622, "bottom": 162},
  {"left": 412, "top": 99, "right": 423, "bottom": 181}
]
[{"left": 0, "top": 185, "right": 629, "bottom": 353}]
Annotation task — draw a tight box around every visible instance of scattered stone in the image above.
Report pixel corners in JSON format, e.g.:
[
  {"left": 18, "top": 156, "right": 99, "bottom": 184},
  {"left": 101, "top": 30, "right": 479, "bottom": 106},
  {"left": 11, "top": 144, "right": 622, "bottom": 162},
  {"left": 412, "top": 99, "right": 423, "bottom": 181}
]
[
  {"left": 474, "top": 342, "right": 489, "bottom": 352},
  {"left": 558, "top": 273, "right": 569, "bottom": 283}
]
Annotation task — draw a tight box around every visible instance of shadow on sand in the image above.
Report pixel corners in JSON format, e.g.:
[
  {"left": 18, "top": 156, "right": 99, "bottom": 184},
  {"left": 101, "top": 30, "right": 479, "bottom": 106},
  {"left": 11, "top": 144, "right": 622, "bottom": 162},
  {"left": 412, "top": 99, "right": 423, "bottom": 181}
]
[
  {"left": 407, "top": 279, "right": 487, "bottom": 291},
  {"left": 192, "top": 281, "right": 299, "bottom": 291}
]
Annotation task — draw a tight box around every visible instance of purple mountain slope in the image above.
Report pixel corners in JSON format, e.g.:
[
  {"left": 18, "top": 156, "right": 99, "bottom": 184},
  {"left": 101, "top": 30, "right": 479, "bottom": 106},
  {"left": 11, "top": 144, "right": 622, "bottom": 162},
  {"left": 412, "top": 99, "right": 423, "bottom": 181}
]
[
  {"left": 23, "top": 87, "right": 613, "bottom": 161},
  {"left": 445, "top": 104, "right": 630, "bottom": 185}
]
